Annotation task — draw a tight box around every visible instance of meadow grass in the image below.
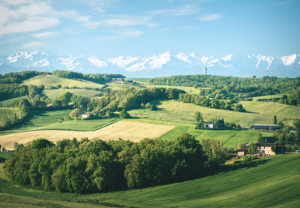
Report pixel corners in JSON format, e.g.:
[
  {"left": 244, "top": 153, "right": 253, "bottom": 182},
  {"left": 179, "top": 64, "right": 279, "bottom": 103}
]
[
  {"left": 0, "top": 120, "right": 173, "bottom": 150},
  {"left": 0, "top": 96, "right": 29, "bottom": 107},
  {"left": 105, "top": 153, "right": 300, "bottom": 207},
  {"left": 125, "top": 78, "right": 150, "bottom": 83},
  {"left": 23, "top": 75, "right": 104, "bottom": 89},
  {"left": 123, "top": 118, "right": 272, "bottom": 148},
  {"left": 42, "top": 89, "right": 102, "bottom": 99},
  {"left": 0, "top": 109, "right": 119, "bottom": 137},
  {"left": 0, "top": 108, "right": 21, "bottom": 126},
  {"left": 128, "top": 99, "right": 300, "bottom": 128},
  {"left": 1, "top": 154, "right": 299, "bottom": 207}
]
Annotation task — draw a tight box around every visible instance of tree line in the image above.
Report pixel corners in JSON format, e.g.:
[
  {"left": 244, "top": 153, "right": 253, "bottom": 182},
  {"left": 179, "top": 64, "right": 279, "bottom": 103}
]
[
  {"left": 0, "top": 71, "right": 50, "bottom": 84},
  {"left": 256, "top": 90, "right": 300, "bottom": 106},
  {"left": 149, "top": 75, "right": 300, "bottom": 99},
  {"left": 3, "top": 133, "right": 227, "bottom": 193}
]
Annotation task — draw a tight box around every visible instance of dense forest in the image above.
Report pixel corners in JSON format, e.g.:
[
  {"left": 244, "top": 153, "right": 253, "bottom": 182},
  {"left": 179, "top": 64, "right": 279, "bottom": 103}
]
[
  {"left": 149, "top": 75, "right": 300, "bottom": 99},
  {"left": 3, "top": 134, "right": 227, "bottom": 193},
  {"left": 0, "top": 71, "right": 51, "bottom": 84}
]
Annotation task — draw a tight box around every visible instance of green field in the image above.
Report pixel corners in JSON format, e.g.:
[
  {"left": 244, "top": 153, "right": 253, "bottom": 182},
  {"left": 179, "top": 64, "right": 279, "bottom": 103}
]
[
  {"left": 128, "top": 100, "right": 300, "bottom": 128},
  {"left": 23, "top": 75, "right": 104, "bottom": 89},
  {"left": 0, "top": 154, "right": 299, "bottom": 207},
  {"left": 0, "top": 108, "right": 21, "bottom": 126},
  {"left": 124, "top": 119, "right": 272, "bottom": 148},
  {"left": 0, "top": 96, "right": 29, "bottom": 107},
  {"left": 0, "top": 152, "right": 10, "bottom": 159},
  {"left": 43, "top": 89, "right": 102, "bottom": 99},
  {"left": 126, "top": 78, "right": 150, "bottom": 83},
  {"left": 0, "top": 109, "right": 119, "bottom": 136}
]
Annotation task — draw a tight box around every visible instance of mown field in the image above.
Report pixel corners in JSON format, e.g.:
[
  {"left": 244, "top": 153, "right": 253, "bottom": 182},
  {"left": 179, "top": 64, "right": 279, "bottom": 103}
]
[
  {"left": 0, "top": 121, "right": 174, "bottom": 150},
  {"left": 126, "top": 78, "right": 150, "bottom": 83},
  {"left": 23, "top": 75, "right": 104, "bottom": 89},
  {"left": 128, "top": 99, "right": 300, "bottom": 128},
  {"left": 0, "top": 96, "right": 29, "bottom": 107},
  {"left": 0, "top": 109, "right": 118, "bottom": 136},
  {"left": 0, "top": 154, "right": 299, "bottom": 207},
  {"left": 42, "top": 89, "right": 102, "bottom": 99},
  {"left": 124, "top": 119, "right": 272, "bottom": 148}
]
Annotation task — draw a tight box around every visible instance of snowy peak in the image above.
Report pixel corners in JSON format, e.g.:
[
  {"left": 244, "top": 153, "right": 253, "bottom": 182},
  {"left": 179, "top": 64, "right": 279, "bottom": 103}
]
[{"left": 0, "top": 51, "right": 299, "bottom": 77}]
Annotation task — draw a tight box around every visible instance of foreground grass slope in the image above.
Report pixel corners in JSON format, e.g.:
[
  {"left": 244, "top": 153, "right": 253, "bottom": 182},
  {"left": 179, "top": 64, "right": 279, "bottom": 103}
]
[
  {"left": 23, "top": 75, "right": 104, "bottom": 89},
  {"left": 0, "top": 154, "right": 299, "bottom": 207},
  {"left": 106, "top": 154, "right": 300, "bottom": 207}
]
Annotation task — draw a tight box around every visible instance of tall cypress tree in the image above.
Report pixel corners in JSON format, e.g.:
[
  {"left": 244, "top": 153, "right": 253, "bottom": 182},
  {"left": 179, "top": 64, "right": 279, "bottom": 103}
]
[{"left": 273, "top": 115, "right": 277, "bottom": 124}]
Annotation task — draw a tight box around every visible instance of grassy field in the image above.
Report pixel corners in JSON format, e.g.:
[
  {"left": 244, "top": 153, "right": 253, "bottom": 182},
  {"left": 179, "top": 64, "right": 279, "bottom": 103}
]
[
  {"left": 127, "top": 100, "right": 300, "bottom": 128},
  {"left": 0, "top": 96, "right": 29, "bottom": 107},
  {"left": 123, "top": 119, "right": 272, "bottom": 148},
  {"left": 0, "top": 109, "right": 119, "bottom": 136},
  {"left": 0, "top": 108, "right": 21, "bottom": 127},
  {"left": 23, "top": 75, "right": 104, "bottom": 89},
  {"left": 126, "top": 78, "right": 150, "bottom": 83},
  {"left": 42, "top": 89, "right": 102, "bottom": 99},
  {"left": 0, "top": 154, "right": 299, "bottom": 207},
  {"left": 0, "top": 121, "right": 174, "bottom": 150}
]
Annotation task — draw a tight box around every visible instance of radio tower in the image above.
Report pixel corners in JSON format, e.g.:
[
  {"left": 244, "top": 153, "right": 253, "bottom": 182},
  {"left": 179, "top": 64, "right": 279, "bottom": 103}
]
[{"left": 203, "top": 67, "right": 207, "bottom": 75}]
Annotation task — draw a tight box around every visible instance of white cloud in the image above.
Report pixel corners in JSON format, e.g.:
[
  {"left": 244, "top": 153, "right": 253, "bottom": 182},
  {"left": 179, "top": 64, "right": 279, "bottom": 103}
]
[
  {"left": 75, "top": 16, "right": 102, "bottom": 29},
  {"left": 32, "top": 32, "right": 58, "bottom": 38},
  {"left": 174, "top": 53, "right": 191, "bottom": 63},
  {"left": 8, "top": 38, "right": 19, "bottom": 42},
  {"left": 1, "top": 0, "right": 33, "bottom": 5},
  {"left": 87, "top": 56, "right": 108, "bottom": 68},
  {"left": 102, "top": 16, "right": 155, "bottom": 28},
  {"left": 199, "top": 14, "right": 222, "bottom": 21},
  {"left": 74, "top": 0, "right": 119, "bottom": 12},
  {"left": 107, "top": 56, "right": 138, "bottom": 68},
  {"left": 151, "top": 5, "right": 197, "bottom": 16},
  {"left": 120, "top": 31, "right": 143, "bottom": 37},
  {"left": 22, "top": 41, "right": 45, "bottom": 49},
  {"left": 0, "top": 2, "right": 77, "bottom": 36}
]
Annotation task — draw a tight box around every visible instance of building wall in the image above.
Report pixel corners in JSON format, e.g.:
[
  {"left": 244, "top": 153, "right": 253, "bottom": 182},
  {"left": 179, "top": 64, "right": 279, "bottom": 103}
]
[{"left": 257, "top": 146, "right": 276, "bottom": 155}]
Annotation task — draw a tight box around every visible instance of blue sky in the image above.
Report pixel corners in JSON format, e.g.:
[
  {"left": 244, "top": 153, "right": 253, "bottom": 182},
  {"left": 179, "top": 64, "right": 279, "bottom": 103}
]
[{"left": 0, "top": 0, "right": 299, "bottom": 58}]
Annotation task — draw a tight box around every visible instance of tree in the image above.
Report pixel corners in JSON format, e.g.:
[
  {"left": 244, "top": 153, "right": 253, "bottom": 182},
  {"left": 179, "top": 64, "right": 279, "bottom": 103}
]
[
  {"left": 235, "top": 104, "right": 246, "bottom": 112},
  {"left": 119, "top": 109, "right": 130, "bottom": 119},
  {"left": 70, "top": 108, "right": 84, "bottom": 119},
  {"left": 252, "top": 75, "right": 256, "bottom": 78},
  {"left": 273, "top": 115, "right": 277, "bottom": 124},
  {"left": 256, "top": 133, "right": 263, "bottom": 142},
  {"left": 194, "top": 111, "right": 203, "bottom": 123},
  {"left": 248, "top": 143, "right": 257, "bottom": 154},
  {"left": 145, "top": 103, "right": 151, "bottom": 109},
  {"left": 150, "top": 105, "right": 157, "bottom": 111},
  {"left": 237, "top": 141, "right": 247, "bottom": 149},
  {"left": 14, "top": 142, "right": 20, "bottom": 150}
]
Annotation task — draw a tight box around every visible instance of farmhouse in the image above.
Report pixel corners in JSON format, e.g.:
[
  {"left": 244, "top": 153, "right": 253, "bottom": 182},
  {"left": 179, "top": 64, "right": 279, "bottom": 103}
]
[
  {"left": 114, "top": 78, "right": 124, "bottom": 82},
  {"left": 237, "top": 149, "right": 248, "bottom": 156},
  {"left": 82, "top": 113, "right": 91, "bottom": 118},
  {"left": 256, "top": 143, "right": 285, "bottom": 156},
  {"left": 249, "top": 124, "right": 279, "bottom": 131},
  {"left": 201, "top": 122, "right": 214, "bottom": 128}
]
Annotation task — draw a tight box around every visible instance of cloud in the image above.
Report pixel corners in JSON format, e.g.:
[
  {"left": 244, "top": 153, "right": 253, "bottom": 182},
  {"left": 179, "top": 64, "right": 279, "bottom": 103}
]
[
  {"left": 8, "top": 38, "right": 19, "bottom": 42},
  {"left": 198, "top": 14, "right": 222, "bottom": 21},
  {"left": 0, "top": 0, "right": 34, "bottom": 5},
  {"left": 22, "top": 41, "right": 45, "bottom": 48},
  {"left": 102, "top": 16, "right": 155, "bottom": 27},
  {"left": 0, "top": 2, "right": 77, "bottom": 36},
  {"left": 150, "top": 4, "right": 197, "bottom": 15},
  {"left": 74, "top": 0, "right": 119, "bottom": 12},
  {"left": 120, "top": 31, "right": 143, "bottom": 37},
  {"left": 32, "top": 32, "right": 59, "bottom": 38},
  {"left": 75, "top": 16, "right": 101, "bottom": 29}
]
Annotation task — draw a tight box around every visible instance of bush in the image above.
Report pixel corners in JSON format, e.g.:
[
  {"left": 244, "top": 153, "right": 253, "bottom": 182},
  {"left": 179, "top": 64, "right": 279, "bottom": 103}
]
[{"left": 119, "top": 109, "right": 130, "bottom": 119}]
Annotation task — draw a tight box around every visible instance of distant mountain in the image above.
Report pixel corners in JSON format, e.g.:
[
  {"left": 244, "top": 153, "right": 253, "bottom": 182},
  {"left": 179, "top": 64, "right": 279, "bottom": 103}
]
[{"left": 0, "top": 51, "right": 299, "bottom": 78}]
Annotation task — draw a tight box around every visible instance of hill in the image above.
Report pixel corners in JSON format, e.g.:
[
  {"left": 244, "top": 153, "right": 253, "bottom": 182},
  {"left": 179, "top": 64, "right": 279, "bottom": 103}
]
[
  {"left": 22, "top": 75, "right": 104, "bottom": 89},
  {"left": 0, "top": 154, "right": 299, "bottom": 207}
]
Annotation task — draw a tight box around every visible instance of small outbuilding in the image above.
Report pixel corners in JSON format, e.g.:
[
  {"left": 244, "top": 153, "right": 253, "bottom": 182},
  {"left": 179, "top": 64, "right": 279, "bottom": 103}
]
[
  {"left": 82, "top": 113, "right": 91, "bottom": 118},
  {"left": 295, "top": 150, "right": 300, "bottom": 153},
  {"left": 249, "top": 124, "right": 279, "bottom": 131},
  {"left": 237, "top": 149, "right": 248, "bottom": 156},
  {"left": 201, "top": 122, "right": 214, "bottom": 128}
]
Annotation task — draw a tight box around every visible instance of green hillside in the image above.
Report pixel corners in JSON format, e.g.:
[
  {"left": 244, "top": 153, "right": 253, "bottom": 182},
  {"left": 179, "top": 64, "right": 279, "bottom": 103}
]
[
  {"left": 0, "top": 96, "right": 29, "bottom": 107},
  {"left": 42, "top": 89, "right": 102, "bottom": 99},
  {"left": 0, "top": 154, "right": 299, "bottom": 207},
  {"left": 106, "top": 154, "right": 300, "bottom": 207},
  {"left": 0, "top": 108, "right": 21, "bottom": 127},
  {"left": 0, "top": 109, "right": 119, "bottom": 136},
  {"left": 128, "top": 100, "right": 300, "bottom": 128},
  {"left": 23, "top": 75, "right": 104, "bottom": 89}
]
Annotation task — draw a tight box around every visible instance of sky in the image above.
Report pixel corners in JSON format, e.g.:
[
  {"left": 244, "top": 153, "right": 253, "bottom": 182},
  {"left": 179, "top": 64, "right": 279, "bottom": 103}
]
[{"left": 0, "top": 0, "right": 299, "bottom": 58}]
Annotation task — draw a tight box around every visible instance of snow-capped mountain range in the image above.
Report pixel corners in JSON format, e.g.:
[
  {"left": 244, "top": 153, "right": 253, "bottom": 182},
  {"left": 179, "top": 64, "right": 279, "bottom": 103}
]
[{"left": 0, "top": 51, "right": 299, "bottom": 77}]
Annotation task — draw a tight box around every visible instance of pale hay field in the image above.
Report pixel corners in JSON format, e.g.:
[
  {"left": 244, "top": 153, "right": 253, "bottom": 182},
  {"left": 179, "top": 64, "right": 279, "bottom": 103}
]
[{"left": 0, "top": 121, "right": 175, "bottom": 150}]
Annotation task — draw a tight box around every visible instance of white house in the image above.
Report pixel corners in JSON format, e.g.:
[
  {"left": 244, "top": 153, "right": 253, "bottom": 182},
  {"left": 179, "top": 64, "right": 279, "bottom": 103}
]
[
  {"left": 82, "top": 113, "right": 91, "bottom": 118},
  {"left": 201, "top": 122, "right": 214, "bottom": 128}
]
